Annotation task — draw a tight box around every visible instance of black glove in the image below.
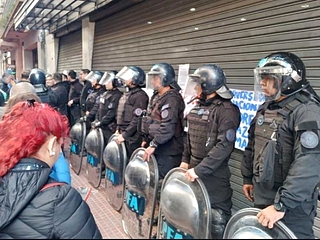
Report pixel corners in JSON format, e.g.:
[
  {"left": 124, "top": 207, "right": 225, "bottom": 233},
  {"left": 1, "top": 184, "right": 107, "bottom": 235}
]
[
  {"left": 91, "top": 121, "right": 101, "bottom": 129},
  {"left": 79, "top": 116, "right": 87, "bottom": 122}
]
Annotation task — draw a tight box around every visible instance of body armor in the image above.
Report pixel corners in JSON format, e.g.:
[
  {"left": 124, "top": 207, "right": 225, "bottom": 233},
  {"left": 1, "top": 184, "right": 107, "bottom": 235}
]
[
  {"left": 86, "top": 89, "right": 101, "bottom": 112},
  {"left": 187, "top": 100, "right": 224, "bottom": 168},
  {"left": 253, "top": 98, "right": 306, "bottom": 189},
  {"left": 98, "top": 91, "right": 115, "bottom": 124},
  {"left": 116, "top": 92, "right": 130, "bottom": 126}
]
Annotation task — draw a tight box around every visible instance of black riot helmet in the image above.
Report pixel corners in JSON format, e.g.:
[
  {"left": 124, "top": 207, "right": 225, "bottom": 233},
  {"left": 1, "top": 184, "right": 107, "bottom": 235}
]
[
  {"left": 116, "top": 66, "right": 145, "bottom": 87},
  {"left": 147, "top": 63, "right": 175, "bottom": 87},
  {"left": 186, "top": 64, "right": 233, "bottom": 99},
  {"left": 255, "top": 52, "right": 307, "bottom": 97},
  {"left": 29, "top": 68, "right": 46, "bottom": 86}
]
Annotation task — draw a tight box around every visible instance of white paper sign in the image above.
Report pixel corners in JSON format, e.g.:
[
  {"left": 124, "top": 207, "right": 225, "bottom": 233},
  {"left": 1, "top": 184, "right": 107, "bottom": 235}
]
[
  {"left": 177, "top": 64, "right": 190, "bottom": 90},
  {"left": 230, "top": 88, "right": 265, "bottom": 151}
]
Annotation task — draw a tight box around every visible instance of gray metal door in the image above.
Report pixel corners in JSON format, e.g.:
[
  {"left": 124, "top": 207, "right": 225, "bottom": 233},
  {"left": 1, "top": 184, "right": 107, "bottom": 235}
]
[{"left": 57, "top": 29, "right": 82, "bottom": 73}]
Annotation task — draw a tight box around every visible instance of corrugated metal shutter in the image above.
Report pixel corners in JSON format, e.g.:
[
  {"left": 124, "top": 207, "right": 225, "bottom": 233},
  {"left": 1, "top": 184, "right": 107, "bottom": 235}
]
[
  {"left": 92, "top": 0, "right": 320, "bottom": 236},
  {"left": 57, "top": 30, "right": 82, "bottom": 73}
]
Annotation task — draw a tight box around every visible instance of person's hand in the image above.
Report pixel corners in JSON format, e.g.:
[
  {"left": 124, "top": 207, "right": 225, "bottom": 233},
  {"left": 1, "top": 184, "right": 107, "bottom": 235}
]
[
  {"left": 116, "top": 134, "right": 125, "bottom": 144},
  {"left": 243, "top": 184, "right": 254, "bottom": 202},
  {"left": 68, "top": 99, "right": 73, "bottom": 107},
  {"left": 91, "top": 121, "right": 101, "bottom": 129},
  {"left": 85, "top": 111, "right": 90, "bottom": 116},
  {"left": 180, "top": 162, "right": 189, "bottom": 169},
  {"left": 257, "top": 205, "right": 285, "bottom": 229},
  {"left": 143, "top": 146, "right": 155, "bottom": 162},
  {"left": 185, "top": 168, "right": 198, "bottom": 182},
  {"left": 141, "top": 141, "right": 147, "bottom": 147}
]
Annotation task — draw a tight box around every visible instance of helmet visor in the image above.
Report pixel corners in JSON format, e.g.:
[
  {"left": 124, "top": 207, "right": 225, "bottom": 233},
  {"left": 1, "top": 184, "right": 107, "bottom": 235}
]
[
  {"left": 183, "top": 75, "right": 200, "bottom": 101},
  {"left": 99, "top": 72, "right": 113, "bottom": 85},
  {"left": 116, "top": 66, "right": 137, "bottom": 83},
  {"left": 254, "top": 66, "right": 285, "bottom": 101},
  {"left": 86, "top": 71, "right": 101, "bottom": 84}
]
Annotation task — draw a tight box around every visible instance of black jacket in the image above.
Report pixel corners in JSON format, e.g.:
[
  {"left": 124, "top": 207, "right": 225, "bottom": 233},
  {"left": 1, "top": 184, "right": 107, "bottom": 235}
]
[
  {"left": 0, "top": 158, "right": 102, "bottom": 239},
  {"left": 51, "top": 81, "right": 69, "bottom": 116}
]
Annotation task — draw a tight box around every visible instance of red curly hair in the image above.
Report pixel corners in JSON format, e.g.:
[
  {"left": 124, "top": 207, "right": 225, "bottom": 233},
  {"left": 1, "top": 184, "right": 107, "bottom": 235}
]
[{"left": 0, "top": 101, "right": 69, "bottom": 177}]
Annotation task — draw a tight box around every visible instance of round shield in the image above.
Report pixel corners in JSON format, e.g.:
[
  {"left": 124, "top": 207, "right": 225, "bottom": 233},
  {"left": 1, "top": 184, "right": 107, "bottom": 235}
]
[
  {"left": 157, "top": 168, "right": 212, "bottom": 239},
  {"left": 85, "top": 128, "right": 104, "bottom": 188},
  {"left": 223, "top": 208, "right": 297, "bottom": 239},
  {"left": 122, "top": 147, "right": 159, "bottom": 239},
  {"left": 103, "top": 133, "right": 128, "bottom": 211},
  {"left": 69, "top": 121, "right": 86, "bottom": 175}
]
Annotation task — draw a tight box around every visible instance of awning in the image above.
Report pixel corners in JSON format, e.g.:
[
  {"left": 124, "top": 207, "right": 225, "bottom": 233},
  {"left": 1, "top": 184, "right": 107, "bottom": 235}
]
[{"left": 14, "top": 0, "right": 114, "bottom": 33}]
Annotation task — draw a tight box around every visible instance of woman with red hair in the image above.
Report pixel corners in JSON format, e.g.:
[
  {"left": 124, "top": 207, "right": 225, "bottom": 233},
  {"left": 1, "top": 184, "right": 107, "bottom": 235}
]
[{"left": 0, "top": 100, "right": 101, "bottom": 239}]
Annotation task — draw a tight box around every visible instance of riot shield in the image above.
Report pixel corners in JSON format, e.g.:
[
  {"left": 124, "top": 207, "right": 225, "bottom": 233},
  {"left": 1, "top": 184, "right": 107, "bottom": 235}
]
[
  {"left": 223, "top": 208, "right": 297, "bottom": 239},
  {"left": 85, "top": 128, "right": 104, "bottom": 188},
  {"left": 157, "top": 167, "right": 212, "bottom": 239},
  {"left": 121, "top": 147, "right": 159, "bottom": 239},
  {"left": 69, "top": 121, "right": 87, "bottom": 175},
  {"left": 103, "top": 133, "right": 128, "bottom": 211}
]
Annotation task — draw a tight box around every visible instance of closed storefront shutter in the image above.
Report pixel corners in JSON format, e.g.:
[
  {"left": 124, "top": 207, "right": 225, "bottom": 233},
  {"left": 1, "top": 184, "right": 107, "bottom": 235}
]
[
  {"left": 92, "top": 0, "right": 320, "bottom": 236},
  {"left": 57, "top": 30, "right": 82, "bottom": 74}
]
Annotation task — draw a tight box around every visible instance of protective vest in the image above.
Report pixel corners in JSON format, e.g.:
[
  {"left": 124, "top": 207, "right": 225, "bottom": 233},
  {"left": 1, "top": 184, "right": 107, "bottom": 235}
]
[
  {"left": 253, "top": 95, "right": 308, "bottom": 189},
  {"left": 116, "top": 88, "right": 141, "bottom": 126},
  {"left": 187, "top": 99, "right": 228, "bottom": 166},
  {"left": 142, "top": 90, "right": 183, "bottom": 139},
  {"left": 86, "top": 89, "right": 100, "bottom": 112},
  {"left": 98, "top": 91, "right": 113, "bottom": 121}
]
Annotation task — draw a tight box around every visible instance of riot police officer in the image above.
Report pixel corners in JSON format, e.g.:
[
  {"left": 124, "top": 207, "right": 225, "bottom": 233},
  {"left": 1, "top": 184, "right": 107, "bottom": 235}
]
[
  {"left": 90, "top": 71, "right": 123, "bottom": 145},
  {"left": 114, "top": 66, "right": 149, "bottom": 158},
  {"left": 142, "top": 62, "right": 185, "bottom": 179},
  {"left": 29, "top": 68, "right": 59, "bottom": 109},
  {"left": 181, "top": 64, "right": 241, "bottom": 239},
  {"left": 241, "top": 52, "right": 320, "bottom": 239}
]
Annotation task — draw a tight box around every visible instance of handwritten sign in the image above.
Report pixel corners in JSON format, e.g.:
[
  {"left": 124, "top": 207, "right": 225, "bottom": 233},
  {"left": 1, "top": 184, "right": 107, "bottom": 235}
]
[
  {"left": 177, "top": 64, "right": 190, "bottom": 90},
  {"left": 230, "top": 89, "right": 264, "bottom": 151}
]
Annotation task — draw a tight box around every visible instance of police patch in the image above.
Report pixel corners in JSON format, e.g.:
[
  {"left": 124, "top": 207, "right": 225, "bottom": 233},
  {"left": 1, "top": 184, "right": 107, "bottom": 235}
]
[
  {"left": 198, "top": 109, "right": 204, "bottom": 115},
  {"left": 257, "top": 116, "right": 264, "bottom": 125},
  {"left": 108, "top": 103, "right": 113, "bottom": 108},
  {"left": 226, "top": 129, "right": 236, "bottom": 142},
  {"left": 301, "top": 131, "right": 319, "bottom": 149},
  {"left": 161, "top": 109, "right": 169, "bottom": 119},
  {"left": 134, "top": 108, "right": 142, "bottom": 116}
]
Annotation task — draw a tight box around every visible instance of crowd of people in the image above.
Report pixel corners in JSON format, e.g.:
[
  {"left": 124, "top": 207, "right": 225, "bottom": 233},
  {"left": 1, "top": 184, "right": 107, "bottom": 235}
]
[{"left": 0, "top": 51, "right": 320, "bottom": 239}]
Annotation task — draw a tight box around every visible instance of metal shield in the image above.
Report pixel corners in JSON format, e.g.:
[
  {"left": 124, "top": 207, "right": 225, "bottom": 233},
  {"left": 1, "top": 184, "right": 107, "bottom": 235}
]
[
  {"left": 121, "top": 147, "right": 159, "bottom": 239},
  {"left": 103, "top": 133, "right": 128, "bottom": 211},
  {"left": 157, "top": 167, "right": 212, "bottom": 239},
  {"left": 69, "top": 121, "right": 87, "bottom": 175},
  {"left": 223, "top": 208, "right": 297, "bottom": 239},
  {"left": 85, "top": 128, "right": 105, "bottom": 188}
]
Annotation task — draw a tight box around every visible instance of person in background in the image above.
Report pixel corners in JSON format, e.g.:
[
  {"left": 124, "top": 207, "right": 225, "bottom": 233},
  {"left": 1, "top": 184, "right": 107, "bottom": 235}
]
[
  {"left": 79, "top": 68, "right": 92, "bottom": 117},
  {"left": 0, "top": 101, "right": 101, "bottom": 238},
  {"left": 67, "top": 70, "right": 83, "bottom": 126},
  {"left": 241, "top": 52, "right": 320, "bottom": 239},
  {"left": 46, "top": 74, "right": 55, "bottom": 88},
  {"left": 51, "top": 73, "right": 69, "bottom": 118},
  {"left": 19, "top": 69, "right": 31, "bottom": 82}
]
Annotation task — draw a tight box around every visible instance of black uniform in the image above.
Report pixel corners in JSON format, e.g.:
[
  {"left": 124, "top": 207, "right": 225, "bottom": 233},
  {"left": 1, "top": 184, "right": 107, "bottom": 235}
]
[
  {"left": 182, "top": 96, "right": 240, "bottom": 238},
  {"left": 94, "top": 89, "right": 123, "bottom": 144},
  {"left": 80, "top": 80, "right": 93, "bottom": 117},
  {"left": 141, "top": 89, "right": 185, "bottom": 179},
  {"left": 117, "top": 87, "right": 149, "bottom": 157},
  {"left": 241, "top": 92, "right": 320, "bottom": 239},
  {"left": 68, "top": 79, "right": 83, "bottom": 126}
]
